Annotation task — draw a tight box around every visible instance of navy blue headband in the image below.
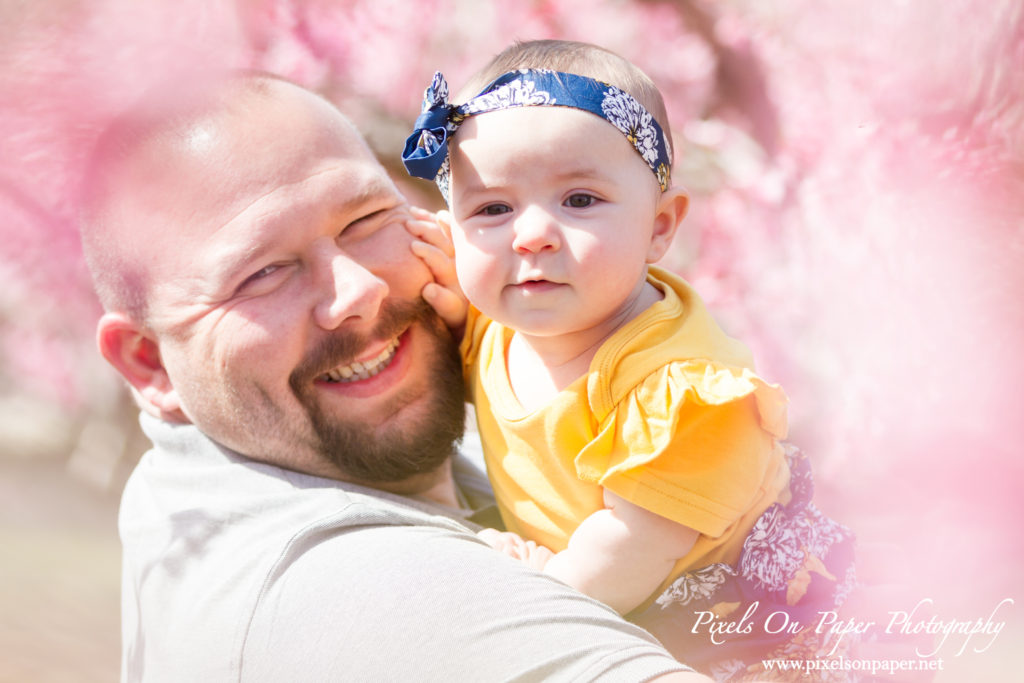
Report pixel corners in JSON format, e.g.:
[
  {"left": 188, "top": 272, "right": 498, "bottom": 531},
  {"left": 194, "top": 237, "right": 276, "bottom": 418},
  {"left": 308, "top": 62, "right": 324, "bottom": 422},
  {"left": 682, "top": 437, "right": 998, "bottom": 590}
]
[{"left": 402, "top": 69, "right": 673, "bottom": 201}]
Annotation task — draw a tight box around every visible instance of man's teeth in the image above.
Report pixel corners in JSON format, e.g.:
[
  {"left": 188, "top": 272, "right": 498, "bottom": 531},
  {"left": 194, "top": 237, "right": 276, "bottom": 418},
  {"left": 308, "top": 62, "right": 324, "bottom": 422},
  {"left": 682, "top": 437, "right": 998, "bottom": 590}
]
[{"left": 321, "top": 338, "right": 400, "bottom": 383}]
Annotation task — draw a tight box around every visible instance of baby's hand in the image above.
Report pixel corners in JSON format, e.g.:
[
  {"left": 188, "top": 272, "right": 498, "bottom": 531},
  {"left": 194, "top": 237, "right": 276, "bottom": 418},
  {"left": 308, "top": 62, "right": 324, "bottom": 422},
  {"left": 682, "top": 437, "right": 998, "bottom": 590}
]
[
  {"left": 476, "top": 528, "right": 554, "bottom": 572},
  {"left": 406, "top": 206, "right": 467, "bottom": 332}
]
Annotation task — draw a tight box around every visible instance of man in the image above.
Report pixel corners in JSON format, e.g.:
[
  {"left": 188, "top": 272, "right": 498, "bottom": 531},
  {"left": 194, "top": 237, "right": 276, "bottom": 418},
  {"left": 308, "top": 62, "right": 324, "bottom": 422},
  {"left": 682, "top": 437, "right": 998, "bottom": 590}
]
[{"left": 81, "top": 73, "right": 708, "bottom": 681}]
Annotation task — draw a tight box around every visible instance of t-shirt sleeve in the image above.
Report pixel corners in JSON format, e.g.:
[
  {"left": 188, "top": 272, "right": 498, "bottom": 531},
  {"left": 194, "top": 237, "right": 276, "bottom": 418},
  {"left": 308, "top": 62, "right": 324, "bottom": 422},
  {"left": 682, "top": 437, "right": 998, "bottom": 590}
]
[
  {"left": 241, "top": 522, "right": 691, "bottom": 681},
  {"left": 576, "top": 361, "right": 788, "bottom": 537}
]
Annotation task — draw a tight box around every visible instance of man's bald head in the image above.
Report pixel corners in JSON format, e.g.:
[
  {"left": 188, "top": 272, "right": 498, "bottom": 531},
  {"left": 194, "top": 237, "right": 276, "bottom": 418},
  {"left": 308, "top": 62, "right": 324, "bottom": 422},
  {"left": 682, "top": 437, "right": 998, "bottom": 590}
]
[
  {"left": 79, "top": 73, "right": 365, "bottom": 324},
  {"left": 83, "top": 69, "right": 465, "bottom": 490}
]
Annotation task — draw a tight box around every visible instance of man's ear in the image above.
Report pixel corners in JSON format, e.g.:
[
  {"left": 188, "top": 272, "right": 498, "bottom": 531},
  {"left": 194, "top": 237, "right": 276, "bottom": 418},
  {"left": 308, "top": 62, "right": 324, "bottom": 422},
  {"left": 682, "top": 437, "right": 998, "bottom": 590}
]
[
  {"left": 647, "top": 185, "right": 690, "bottom": 264},
  {"left": 96, "top": 312, "right": 186, "bottom": 421}
]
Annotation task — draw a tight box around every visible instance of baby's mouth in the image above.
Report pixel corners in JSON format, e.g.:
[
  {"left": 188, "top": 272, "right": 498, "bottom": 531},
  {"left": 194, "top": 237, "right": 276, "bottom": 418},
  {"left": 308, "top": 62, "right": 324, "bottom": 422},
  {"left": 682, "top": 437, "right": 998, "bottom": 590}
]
[
  {"left": 319, "top": 337, "right": 400, "bottom": 383},
  {"left": 513, "top": 278, "right": 561, "bottom": 291}
]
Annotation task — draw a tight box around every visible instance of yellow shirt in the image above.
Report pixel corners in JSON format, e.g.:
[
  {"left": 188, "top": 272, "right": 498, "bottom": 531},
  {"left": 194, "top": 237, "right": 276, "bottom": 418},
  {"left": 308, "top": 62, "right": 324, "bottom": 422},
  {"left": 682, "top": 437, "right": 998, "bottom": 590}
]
[{"left": 461, "top": 267, "right": 791, "bottom": 599}]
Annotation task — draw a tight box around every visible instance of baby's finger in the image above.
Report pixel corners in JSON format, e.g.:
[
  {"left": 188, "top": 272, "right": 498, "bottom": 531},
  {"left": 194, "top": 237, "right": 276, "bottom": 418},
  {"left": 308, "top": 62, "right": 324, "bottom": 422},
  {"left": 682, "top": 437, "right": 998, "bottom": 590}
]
[
  {"left": 405, "top": 216, "right": 454, "bottom": 257},
  {"left": 411, "top": 240, "right": 459, "bottom": 287},
  {"left": 408, "top": 205, "right": 436, "bottom": 222},
  {"left": 404, "top": 216, "right": 431, "bottom": 239},
  {"left": 423, "top": 282, "right": 468, "bottom": 331},
  {"left": 476, "top": 528, "right": 506, "bottom": 549},
  {"left": 477, "top": 529, "right": 523, "bottom": 557},
  {"left": 523, "top": 543, "right": 554, "bottom": 571}
]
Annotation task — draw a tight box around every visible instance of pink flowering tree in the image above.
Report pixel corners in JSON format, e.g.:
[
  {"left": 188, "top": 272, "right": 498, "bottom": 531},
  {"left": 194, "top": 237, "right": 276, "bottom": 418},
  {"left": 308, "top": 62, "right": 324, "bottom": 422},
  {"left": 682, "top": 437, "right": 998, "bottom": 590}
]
[{"left": 2, "top": 1, "right": 1022, "bottom": 645}]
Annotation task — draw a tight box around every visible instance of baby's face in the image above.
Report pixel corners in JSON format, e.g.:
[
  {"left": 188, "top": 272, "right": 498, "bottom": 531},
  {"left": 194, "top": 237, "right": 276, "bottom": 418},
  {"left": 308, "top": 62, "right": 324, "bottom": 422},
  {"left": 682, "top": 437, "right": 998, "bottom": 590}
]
[{"left": 445, "top": 105, "right": 665, "bottom": 340}]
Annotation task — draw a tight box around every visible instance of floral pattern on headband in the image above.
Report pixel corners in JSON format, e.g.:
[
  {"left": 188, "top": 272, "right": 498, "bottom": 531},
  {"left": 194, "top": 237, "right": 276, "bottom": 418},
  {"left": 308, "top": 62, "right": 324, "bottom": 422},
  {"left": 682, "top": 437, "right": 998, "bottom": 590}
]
[
  {"left": 601, "top": 86, "right": 660, "bottom": 167},
  {"left": 462, "top": 76, "right": 556, "bottom": 116}
]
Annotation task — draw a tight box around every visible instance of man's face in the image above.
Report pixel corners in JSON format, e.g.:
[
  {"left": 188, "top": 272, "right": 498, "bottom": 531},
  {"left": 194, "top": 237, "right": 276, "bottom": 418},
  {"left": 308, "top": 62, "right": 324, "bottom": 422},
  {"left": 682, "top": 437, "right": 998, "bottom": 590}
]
[{"left": 129, "top": 83, "right": 464, "bottom": 483}]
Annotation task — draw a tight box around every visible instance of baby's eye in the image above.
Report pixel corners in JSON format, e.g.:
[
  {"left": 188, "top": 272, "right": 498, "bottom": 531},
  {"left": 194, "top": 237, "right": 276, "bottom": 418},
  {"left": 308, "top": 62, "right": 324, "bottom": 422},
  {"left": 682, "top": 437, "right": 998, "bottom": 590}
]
[
  {"left": 479, "top": 203, "right": 512, "bottom": 216},
  {"left": 564, "top": 194, "right": 596, "bottom": 208}
]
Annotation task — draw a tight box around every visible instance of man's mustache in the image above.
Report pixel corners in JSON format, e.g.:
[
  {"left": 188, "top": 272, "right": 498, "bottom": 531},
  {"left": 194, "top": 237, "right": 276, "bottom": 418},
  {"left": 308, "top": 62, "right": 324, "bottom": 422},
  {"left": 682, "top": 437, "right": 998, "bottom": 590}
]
[{"left": 288, "top": 298, "right": 438, "bottom": 390}]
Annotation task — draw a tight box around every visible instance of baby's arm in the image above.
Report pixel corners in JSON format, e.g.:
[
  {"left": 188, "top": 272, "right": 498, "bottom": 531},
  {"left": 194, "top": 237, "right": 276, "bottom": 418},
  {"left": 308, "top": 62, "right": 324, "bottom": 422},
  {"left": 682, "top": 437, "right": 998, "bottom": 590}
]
[
  {"left": 406, "top": 206, "right": 467, "bottom": 332},
  {"left": 544, "top": 489, "right": 699, "bottom": 615}
]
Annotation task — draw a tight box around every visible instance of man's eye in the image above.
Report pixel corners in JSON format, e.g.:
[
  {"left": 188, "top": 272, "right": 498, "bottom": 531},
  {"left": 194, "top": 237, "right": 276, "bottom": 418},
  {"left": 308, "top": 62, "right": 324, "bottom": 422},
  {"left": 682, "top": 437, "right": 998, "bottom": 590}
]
[
  {"left": 346, "top": 209, "right": 385, "bottom": 231},
  {"left": 564, "top": 194, "right": 596, "bottom": 208},
  {"left": 249, "top": 265, "right": 279, "bottom": 281},
  {"left": 480, "top": 204, "right": 511, "bottom": 216},
  {"left": 238, "top": 264, "right": 282, "bottom": 292}
]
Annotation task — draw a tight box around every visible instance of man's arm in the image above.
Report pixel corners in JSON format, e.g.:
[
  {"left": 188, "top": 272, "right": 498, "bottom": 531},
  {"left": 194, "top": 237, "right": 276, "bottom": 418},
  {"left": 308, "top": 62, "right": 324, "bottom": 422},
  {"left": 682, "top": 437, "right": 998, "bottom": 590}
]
[{"left": 241, "top": 521, "right": 708, "bottom": 681}]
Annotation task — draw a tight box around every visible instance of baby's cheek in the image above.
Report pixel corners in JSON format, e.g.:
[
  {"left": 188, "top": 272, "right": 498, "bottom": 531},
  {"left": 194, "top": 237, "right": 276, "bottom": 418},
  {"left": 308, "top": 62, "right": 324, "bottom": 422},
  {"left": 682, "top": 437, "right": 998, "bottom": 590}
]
[
  {"left": 454, "top": 254, "right": 495, "bottom": 310},
  {"left": 449, "top": 226, "right": 505, "bottom": 309}
]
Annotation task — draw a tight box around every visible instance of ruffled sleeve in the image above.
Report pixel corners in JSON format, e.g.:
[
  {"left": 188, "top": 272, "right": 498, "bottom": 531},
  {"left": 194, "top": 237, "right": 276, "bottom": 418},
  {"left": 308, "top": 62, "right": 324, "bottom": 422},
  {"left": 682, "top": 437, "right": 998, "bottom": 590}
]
[
  {"left": 459, "top": 305, "right": 491, "bottom": 387},
  {"left": 575, "top": 360, "right": 788, "bottom": 538}
]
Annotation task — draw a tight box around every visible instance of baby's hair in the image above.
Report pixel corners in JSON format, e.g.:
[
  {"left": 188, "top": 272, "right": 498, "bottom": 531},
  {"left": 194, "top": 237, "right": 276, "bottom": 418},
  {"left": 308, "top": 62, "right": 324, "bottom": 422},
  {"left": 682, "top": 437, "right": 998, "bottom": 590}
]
[{"left": 459, "top": 39, "right": 673, "bottom": 165}]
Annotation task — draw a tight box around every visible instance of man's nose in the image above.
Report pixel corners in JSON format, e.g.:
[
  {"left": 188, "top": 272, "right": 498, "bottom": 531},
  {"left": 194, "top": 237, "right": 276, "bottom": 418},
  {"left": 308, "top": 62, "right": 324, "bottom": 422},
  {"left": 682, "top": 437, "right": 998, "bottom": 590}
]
[
  {"left": 312, "top": 247, "right": 388, "bottom": 330},
  {"left": 511, "top": 206, "right": 561, "bottom": 254}
]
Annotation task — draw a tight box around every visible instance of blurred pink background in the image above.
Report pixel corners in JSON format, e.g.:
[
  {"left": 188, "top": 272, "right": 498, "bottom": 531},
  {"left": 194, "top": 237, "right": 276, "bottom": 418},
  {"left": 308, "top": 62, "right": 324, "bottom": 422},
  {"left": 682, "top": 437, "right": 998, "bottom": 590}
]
[{"left": 1, "top": 1, "right": 1021, "bottom": 680}]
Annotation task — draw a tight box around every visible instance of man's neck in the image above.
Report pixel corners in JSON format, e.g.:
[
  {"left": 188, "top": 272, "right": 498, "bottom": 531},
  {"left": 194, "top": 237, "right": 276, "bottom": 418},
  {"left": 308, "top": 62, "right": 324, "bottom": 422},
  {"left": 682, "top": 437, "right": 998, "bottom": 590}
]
[{"left": 368, "top": 458, "right": 461, "bottom": 509}]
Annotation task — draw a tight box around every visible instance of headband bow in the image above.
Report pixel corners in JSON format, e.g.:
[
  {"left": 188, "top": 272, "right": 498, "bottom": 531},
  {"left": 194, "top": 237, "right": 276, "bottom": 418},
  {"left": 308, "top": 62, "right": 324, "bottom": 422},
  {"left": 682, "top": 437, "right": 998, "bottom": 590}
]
[{"left": 402, "top": 69, "right": 672, "bottom": 201}]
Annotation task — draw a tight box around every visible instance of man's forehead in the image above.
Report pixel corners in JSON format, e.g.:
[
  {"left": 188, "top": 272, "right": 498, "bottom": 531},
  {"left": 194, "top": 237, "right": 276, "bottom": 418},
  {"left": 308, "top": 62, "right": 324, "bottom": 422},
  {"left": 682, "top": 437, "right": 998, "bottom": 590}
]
[
  {"left": 166, "top": 85, "right": 359, "bottom": 166},
  {"left": 105, "top": 80, "right": 392, "bottom": 272},
  {"left": 124, "top": 85, "right": 374, "bottom": 207}
]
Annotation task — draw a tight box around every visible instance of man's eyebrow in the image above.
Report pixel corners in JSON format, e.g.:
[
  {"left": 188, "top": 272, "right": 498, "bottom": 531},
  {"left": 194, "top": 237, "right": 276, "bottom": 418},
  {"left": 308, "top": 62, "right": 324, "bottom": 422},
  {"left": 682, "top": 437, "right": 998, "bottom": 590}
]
[
  {"left": 203, "top": 236, "right": 275, "bottom": 295},
  {"left": 199, "top": 205, "right": 303, "bottom": 294},
  {"left": 341, "top": 174, "right": 401, "bottom": 210}
]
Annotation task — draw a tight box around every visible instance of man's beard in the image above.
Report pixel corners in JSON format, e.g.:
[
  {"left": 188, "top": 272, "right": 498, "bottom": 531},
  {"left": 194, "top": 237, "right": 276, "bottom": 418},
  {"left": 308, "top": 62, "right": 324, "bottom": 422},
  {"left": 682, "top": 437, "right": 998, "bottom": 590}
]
[{"left": 289, "top": 298, "right": 466, "bottom": 485}]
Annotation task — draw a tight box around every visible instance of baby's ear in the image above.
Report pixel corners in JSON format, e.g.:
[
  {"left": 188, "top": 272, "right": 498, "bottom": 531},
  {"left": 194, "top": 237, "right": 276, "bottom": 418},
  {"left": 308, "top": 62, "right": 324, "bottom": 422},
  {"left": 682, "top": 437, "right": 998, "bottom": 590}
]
[{"left": 648, "top": 186, "right": 689, "bottom": 263}]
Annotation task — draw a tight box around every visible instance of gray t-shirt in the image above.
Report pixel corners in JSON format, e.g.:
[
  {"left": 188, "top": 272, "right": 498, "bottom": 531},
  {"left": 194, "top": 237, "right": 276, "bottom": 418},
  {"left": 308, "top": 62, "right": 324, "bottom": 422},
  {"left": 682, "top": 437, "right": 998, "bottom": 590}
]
[{"left": 119, "top": 414, "right": 690, "bottom": 681}]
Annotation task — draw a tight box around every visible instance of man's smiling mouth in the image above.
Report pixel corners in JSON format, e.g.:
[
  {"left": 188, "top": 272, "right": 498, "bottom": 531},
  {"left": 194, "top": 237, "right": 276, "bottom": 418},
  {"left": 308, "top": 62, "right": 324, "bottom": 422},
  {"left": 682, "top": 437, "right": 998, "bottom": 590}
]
[{"left": 319, "top": 336, "right": 400, "bottom": 383}]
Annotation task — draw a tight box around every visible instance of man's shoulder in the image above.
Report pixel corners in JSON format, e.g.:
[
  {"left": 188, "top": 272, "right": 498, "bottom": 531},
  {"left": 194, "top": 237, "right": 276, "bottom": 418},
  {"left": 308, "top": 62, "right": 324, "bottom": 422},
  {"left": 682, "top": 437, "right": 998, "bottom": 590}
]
[
  {"left": 120, "top": 418, "right": 485, "bottom": 679},
  {"left": 241, "top": 519, "right": 691, "bottom": 681},
  {"left": 125, "top": 436, "right": 474, "bottom": 538}
]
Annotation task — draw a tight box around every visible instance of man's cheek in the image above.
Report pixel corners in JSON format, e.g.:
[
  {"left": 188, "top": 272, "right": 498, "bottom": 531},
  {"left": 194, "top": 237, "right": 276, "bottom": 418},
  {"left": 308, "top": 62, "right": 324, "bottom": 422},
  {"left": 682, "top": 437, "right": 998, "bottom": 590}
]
[{"left": 359, "top": 224, "right": 433, "bottom": 294}]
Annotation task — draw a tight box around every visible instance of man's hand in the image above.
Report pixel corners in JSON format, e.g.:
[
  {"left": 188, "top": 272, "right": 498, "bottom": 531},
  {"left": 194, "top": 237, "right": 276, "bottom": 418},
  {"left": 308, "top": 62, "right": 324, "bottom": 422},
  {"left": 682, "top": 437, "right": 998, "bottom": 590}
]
[{"left": 406, "top": 206, "right": 468, "bottom": 332}]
